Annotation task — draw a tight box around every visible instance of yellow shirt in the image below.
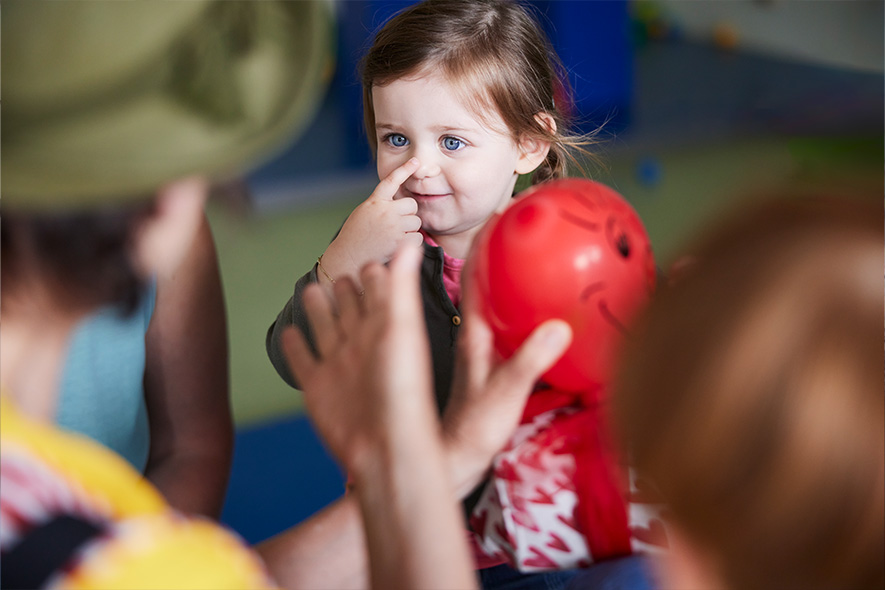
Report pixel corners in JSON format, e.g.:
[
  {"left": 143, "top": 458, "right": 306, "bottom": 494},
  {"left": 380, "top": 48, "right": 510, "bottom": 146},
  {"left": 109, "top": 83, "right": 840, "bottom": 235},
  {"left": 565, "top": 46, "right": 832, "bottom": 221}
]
[{"left": 0, "top": 397, "right": 276, "bottom": 589}]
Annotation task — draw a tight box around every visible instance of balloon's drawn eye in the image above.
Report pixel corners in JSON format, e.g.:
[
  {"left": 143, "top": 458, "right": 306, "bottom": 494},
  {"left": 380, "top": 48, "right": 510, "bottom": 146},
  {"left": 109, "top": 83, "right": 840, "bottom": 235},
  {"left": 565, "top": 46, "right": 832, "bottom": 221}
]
[
  {"left": 559, "top": 210, "right": 600, "bottom": 232},
  {"left": 616, "top": 233, "right": 630, "bottom": 258},
  {"left": 606, "top": 216, "right": 632, "bottom": 260}
]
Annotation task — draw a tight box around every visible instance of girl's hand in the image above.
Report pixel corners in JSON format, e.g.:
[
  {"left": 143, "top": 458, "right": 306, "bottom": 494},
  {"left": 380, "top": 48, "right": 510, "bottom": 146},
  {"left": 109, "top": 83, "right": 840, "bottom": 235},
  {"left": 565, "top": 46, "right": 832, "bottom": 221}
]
[{"left": 318, "top": 159, "right": 423, "bottom": 289}]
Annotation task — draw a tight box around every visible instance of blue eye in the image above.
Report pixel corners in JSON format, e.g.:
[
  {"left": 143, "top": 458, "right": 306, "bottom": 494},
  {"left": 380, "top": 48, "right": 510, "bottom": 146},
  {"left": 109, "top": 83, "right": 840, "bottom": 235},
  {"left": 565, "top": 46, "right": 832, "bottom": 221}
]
[
  {"left": 385, "top": 133, "right": 408, "bottom": 148},
  {"left": 442, "top": 136, "right": 464, "bottom": 151}
]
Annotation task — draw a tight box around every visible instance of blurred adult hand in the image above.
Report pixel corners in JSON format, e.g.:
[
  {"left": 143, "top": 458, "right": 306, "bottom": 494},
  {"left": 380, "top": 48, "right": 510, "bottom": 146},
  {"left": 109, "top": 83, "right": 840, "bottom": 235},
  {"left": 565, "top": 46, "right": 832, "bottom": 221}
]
[
  {"left": 280, "top": 243, "right": 477, "bottom": 590},
  {"left": 281, "top": 243, "right": 435, "bottom": 476},
  {"left": 443, "top": 261, "right": 573, "bottom": 498}
]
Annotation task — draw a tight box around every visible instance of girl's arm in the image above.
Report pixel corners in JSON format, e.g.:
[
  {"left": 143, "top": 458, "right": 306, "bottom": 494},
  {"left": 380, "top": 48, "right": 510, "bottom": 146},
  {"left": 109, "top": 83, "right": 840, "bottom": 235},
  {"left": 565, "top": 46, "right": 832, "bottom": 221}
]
[{"left": 266, "top": 264, "right": 321, "bottom": 389}]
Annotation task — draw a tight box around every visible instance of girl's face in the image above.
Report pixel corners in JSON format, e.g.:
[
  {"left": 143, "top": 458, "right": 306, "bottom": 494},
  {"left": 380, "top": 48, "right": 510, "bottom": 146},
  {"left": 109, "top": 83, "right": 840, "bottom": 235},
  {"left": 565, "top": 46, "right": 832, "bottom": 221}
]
[{"left": 372, "top": 72, "right": 530, "bottom": 259}]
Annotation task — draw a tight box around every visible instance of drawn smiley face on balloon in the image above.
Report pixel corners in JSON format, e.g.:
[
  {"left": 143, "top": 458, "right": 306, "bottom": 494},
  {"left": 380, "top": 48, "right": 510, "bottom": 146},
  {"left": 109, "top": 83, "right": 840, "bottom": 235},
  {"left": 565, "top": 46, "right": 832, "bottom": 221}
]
[{"left": 470, "top": 179, "right": 656, "bottom": 395}]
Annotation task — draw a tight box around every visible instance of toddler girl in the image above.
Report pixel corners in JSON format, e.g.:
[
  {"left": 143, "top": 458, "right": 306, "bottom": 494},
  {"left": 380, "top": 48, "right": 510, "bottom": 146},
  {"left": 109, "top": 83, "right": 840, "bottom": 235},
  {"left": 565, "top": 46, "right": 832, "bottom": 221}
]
[{"left": 268, "top": 1, "right": 601, "bottom": 586}]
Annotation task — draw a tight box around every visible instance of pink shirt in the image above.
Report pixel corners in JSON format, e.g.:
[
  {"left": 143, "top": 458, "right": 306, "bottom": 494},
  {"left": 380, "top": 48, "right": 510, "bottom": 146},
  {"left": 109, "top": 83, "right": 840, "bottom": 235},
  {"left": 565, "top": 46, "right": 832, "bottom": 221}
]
[{"left": 422, "top": 233, "right": 465, "bottom": 308}]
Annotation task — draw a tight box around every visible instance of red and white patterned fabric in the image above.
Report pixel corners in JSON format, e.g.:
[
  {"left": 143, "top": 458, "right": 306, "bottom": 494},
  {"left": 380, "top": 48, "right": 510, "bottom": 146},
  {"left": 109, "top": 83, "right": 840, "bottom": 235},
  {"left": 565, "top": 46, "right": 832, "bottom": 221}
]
[{"left": 470, "top": 392, "right": 670, "bottom": 572}]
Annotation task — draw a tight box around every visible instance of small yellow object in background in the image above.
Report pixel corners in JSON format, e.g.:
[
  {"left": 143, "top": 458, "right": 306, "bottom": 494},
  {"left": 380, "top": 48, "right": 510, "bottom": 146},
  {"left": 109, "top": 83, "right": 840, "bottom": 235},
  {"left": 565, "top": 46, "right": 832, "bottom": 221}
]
[{"left": 713, "top": 22, "right": 740, "bottom": 51}]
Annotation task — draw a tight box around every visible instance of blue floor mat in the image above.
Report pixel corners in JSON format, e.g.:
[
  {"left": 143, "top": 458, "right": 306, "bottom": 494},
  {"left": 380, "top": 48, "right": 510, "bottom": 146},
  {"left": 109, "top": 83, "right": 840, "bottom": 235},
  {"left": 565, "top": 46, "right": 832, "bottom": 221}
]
[{"left": 220, "top": 414, "right": 346, "bottom": 545}]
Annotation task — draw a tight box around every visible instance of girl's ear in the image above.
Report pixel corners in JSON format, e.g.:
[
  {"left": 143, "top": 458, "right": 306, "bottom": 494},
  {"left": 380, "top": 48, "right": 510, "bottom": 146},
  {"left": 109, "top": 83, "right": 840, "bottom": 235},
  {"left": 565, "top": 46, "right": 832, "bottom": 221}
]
[{"left": 516, "top": 112, "right": 555, "bottom": 175}]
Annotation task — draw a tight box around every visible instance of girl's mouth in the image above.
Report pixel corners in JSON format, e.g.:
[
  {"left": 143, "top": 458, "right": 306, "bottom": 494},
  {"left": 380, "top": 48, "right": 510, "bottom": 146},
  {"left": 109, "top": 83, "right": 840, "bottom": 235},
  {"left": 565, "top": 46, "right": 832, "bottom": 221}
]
[
  {"left": 404, "top": 188, "right": 450, "bottom": 199},
  {"left": 415, "top": 194, "right": 448, "bottom": 199}
]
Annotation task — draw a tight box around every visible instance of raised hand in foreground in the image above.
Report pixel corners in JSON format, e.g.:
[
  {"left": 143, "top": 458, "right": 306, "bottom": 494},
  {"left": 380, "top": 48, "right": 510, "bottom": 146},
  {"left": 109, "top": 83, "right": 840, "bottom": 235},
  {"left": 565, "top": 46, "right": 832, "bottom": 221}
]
[{"left": 280, "top": 243, "right": 571, "bottom": 590}]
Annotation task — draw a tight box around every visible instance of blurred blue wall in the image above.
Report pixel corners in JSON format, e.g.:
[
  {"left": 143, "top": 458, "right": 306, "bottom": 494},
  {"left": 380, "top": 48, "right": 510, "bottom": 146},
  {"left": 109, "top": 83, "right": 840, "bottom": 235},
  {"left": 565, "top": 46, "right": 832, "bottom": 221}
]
[{"left": 249, "top": 1, "right": 632, "bottom": 191}]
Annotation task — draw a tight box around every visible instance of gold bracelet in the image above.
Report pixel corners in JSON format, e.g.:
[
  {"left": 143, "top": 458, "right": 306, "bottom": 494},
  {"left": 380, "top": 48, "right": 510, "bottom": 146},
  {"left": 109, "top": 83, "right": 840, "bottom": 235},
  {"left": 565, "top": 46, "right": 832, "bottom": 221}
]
[{"left": 317, "top": 255, "right": 335, "bottom": 284}]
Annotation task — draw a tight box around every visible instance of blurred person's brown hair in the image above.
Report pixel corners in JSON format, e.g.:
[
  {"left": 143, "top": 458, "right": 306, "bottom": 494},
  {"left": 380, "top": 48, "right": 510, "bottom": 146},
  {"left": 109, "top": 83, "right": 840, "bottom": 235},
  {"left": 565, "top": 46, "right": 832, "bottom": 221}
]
[
  {"left": 1, "top": 200, "right": 155, "bottom": 317},
  {"left": 614, "top": 195, "right": 884, "bottom": 589}
]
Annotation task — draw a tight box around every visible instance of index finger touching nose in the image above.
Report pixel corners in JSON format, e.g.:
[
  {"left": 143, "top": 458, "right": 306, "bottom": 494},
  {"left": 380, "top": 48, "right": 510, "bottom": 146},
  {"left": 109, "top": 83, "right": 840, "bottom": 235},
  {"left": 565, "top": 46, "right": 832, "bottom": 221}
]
[{"left": 378, "top": 158, "right": 420, "bottom": 200}]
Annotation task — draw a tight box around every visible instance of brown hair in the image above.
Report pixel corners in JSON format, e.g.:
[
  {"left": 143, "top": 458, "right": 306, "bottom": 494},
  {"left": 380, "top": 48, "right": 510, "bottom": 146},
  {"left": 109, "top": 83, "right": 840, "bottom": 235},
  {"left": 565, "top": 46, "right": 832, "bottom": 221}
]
[
  {"left": 613, "top": 195, "right": 884, "bottom": 589},
  {"left": 360, "top": 0, "right": 600, "bottom": 184},
  {"left": 0, "top": 200, "right": 155, "bottom": 316}
]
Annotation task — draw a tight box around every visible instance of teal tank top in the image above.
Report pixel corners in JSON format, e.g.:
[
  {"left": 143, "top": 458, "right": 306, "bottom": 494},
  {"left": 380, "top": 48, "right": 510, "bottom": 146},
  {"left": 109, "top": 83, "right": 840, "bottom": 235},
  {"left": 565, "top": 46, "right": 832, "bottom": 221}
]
[{"left": 56, "top": 281, "right": 157, "bottom": 472}]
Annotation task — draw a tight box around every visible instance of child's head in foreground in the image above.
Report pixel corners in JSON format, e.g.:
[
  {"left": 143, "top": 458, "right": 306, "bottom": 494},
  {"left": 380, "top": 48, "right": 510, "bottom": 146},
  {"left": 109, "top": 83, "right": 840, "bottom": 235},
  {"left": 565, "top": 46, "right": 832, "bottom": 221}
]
[
  {"left": 360, "top": 0, "right": 597, "bottom": 256},
  {"left": 615, "top": 195, "right": 884, "bottom": 589}
]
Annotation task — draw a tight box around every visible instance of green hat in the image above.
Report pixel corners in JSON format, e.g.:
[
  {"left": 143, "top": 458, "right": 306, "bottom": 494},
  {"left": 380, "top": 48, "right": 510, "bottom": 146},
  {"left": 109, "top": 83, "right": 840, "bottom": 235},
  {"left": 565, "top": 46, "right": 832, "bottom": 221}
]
[{"left": 2, "top": 0, "right": 335, "bottom": 210}]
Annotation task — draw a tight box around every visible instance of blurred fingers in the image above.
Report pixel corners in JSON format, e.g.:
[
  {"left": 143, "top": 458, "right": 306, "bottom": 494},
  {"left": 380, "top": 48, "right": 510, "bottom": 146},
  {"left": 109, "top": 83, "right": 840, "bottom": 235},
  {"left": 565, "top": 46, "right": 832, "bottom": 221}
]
[
  {"left": 360, "top": 261, "right": 391, "bottom": 313},
  {"left": 334, "top": 275, "right": 364, "bottom": 329},
  {"left": 499, "top": 320, "right": 572, "bottom": 391},
  {"left": 454, "top": 264, "right": 493, "bottom": 385},
  {"left": 303, "top": 282, "right": 340, "bottom": 358},
  {"left": 281, "top": 326, "right": 318, "bottom": 386},
  {"left": 388, "top": 243, "right": 424, "bottom": 320}
]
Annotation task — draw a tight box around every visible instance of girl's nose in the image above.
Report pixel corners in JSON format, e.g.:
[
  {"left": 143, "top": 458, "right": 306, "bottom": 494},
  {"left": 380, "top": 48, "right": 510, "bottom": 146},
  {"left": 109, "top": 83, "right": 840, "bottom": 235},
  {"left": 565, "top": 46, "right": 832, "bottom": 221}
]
[{"left": 411, "top": 146, "right": 441, "bottom": 179}]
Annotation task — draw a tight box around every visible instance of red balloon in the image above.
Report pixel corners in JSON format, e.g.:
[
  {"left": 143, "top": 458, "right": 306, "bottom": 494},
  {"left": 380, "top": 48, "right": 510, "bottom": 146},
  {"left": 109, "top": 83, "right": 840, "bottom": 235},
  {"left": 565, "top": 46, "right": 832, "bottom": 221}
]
[{"left": 471, "top": 179, "right": 656, "bottom": 394}]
